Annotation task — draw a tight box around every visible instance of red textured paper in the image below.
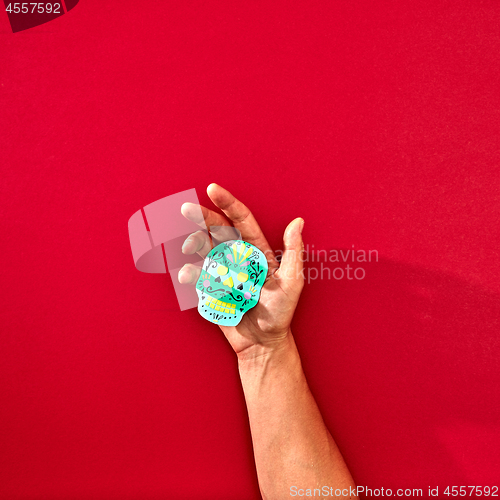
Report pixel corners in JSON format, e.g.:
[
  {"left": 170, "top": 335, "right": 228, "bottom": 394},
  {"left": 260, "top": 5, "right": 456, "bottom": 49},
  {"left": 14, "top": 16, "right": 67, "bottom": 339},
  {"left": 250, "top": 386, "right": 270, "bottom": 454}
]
[{"left": 1, "top": 1, "right": 499, "bottom": 499}]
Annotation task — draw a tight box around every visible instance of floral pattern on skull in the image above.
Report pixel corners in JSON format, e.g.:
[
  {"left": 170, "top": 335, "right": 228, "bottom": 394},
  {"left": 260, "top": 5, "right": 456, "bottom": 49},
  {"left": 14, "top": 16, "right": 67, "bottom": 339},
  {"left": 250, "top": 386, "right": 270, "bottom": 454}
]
[{"left": 195, "top": 240, "right": 268, "bottom": 326}]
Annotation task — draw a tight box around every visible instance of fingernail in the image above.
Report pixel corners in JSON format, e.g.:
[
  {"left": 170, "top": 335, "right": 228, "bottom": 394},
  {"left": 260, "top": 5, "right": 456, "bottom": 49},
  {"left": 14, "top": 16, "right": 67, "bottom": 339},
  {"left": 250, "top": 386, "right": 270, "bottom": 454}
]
[
  {"left": 299, "top": 218, "right": 305, "bottom": 234},
  {"left": 178, "top": 268, "right": 185, "bottom": 284}
]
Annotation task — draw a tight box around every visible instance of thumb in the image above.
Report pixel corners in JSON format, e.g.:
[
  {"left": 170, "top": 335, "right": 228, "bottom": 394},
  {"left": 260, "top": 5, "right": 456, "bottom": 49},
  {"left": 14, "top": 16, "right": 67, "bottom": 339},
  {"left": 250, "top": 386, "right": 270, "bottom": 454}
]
[{"left": 275, "top": 217, "right": 305, "bottom": 293}]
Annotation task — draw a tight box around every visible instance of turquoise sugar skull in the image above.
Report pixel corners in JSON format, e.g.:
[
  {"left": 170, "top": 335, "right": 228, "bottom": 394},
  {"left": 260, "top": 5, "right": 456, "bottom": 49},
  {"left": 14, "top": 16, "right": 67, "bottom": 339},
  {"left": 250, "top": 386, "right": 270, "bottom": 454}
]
[{"left": 195, "top": 240, "right": 268, "bottom": 326}]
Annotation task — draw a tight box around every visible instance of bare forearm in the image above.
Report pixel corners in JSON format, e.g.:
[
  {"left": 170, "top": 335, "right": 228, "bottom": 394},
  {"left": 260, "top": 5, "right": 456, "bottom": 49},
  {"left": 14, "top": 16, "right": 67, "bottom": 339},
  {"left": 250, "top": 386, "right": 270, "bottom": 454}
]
[{"left": 238, "top": 332, "right": 357, "bottom": 500}]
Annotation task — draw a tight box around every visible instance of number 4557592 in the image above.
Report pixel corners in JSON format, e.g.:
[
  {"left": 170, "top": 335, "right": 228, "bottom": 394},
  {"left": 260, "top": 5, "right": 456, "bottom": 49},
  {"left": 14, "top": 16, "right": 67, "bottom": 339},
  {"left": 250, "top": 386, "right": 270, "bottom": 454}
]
[
  {"left": 5, "top": 3, "right": 61, "bottom": 14},
  {"left": 444, "top": 486, "right": 498, "bottom": 496}
]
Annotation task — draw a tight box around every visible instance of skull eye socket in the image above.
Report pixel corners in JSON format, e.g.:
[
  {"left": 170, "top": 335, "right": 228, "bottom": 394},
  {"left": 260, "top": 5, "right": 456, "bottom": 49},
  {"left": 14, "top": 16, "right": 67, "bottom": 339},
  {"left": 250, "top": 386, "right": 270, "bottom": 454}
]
[
  {"left": 236, "top": 272, "right": 248, "bottom": 283},
  {"left": 217, "top": 265, "right": 229, "bottom": 276}
]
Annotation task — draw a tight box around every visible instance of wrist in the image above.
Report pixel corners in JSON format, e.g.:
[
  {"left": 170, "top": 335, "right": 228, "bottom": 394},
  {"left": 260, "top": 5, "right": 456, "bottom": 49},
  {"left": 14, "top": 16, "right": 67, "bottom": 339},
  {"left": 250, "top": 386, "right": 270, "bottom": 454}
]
[
  {"left": 237, "top": 331, "right": 306, "bottom": 403},
  {"left": 236, "top": 330, "right": 299, "bottom": 369}
]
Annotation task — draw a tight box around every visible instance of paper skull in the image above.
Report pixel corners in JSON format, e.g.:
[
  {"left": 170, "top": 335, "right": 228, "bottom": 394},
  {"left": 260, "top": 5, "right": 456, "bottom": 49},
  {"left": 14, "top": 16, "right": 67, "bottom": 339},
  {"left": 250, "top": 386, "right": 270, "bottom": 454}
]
[{"left": 195, "top": 239, "right": 268, "bottom": 326}]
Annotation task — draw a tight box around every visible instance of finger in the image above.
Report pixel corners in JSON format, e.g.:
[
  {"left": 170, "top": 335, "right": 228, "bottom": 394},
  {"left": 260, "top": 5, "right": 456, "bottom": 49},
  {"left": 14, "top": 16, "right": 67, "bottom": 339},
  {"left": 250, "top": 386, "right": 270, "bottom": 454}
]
[
  {"left": 274, "top": 218, "right": 305, "bottom": 295},
  {"left": 181, "top": 230, "right": 213, "bottom": 259},
  {"left": 206, "top": 183, "right": 279, "bottom": 272},
  {"left": 181, "top": 202, "right": 231, "bottom": 230},
  {"left": 209, "top": 225, "right": 242, "bottom": 245},
  {"left": 178, "top": 263, "right": 202, "bottom": 285}
]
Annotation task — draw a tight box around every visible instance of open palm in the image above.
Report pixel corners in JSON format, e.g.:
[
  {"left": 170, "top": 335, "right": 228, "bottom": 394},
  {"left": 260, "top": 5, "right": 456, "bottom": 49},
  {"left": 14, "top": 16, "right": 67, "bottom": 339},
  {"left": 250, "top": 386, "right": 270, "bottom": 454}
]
[{"left": 178, "top": 184, "right": 305, "bottom": 359}]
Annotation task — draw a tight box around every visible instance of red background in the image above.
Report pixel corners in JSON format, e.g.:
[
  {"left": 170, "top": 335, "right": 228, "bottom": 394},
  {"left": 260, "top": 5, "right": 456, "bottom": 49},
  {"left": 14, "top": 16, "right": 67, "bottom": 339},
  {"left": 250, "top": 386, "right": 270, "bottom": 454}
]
[{"left": 1, "top": 1, "right": 499, "bottom": 498}]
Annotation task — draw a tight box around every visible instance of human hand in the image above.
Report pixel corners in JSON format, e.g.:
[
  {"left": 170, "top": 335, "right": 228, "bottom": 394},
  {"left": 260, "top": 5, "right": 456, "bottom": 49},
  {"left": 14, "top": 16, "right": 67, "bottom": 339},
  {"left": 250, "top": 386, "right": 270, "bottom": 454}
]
[{"left": 178, "top": 184, "right": 305, "bottom": 361}]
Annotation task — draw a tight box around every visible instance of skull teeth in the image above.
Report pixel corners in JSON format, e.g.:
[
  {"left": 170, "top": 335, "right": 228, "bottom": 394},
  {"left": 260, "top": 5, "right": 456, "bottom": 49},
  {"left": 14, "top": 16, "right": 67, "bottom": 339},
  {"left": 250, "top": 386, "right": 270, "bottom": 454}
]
[{"left": 205, "top": 297, "right": 237, "bottom": 315}]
